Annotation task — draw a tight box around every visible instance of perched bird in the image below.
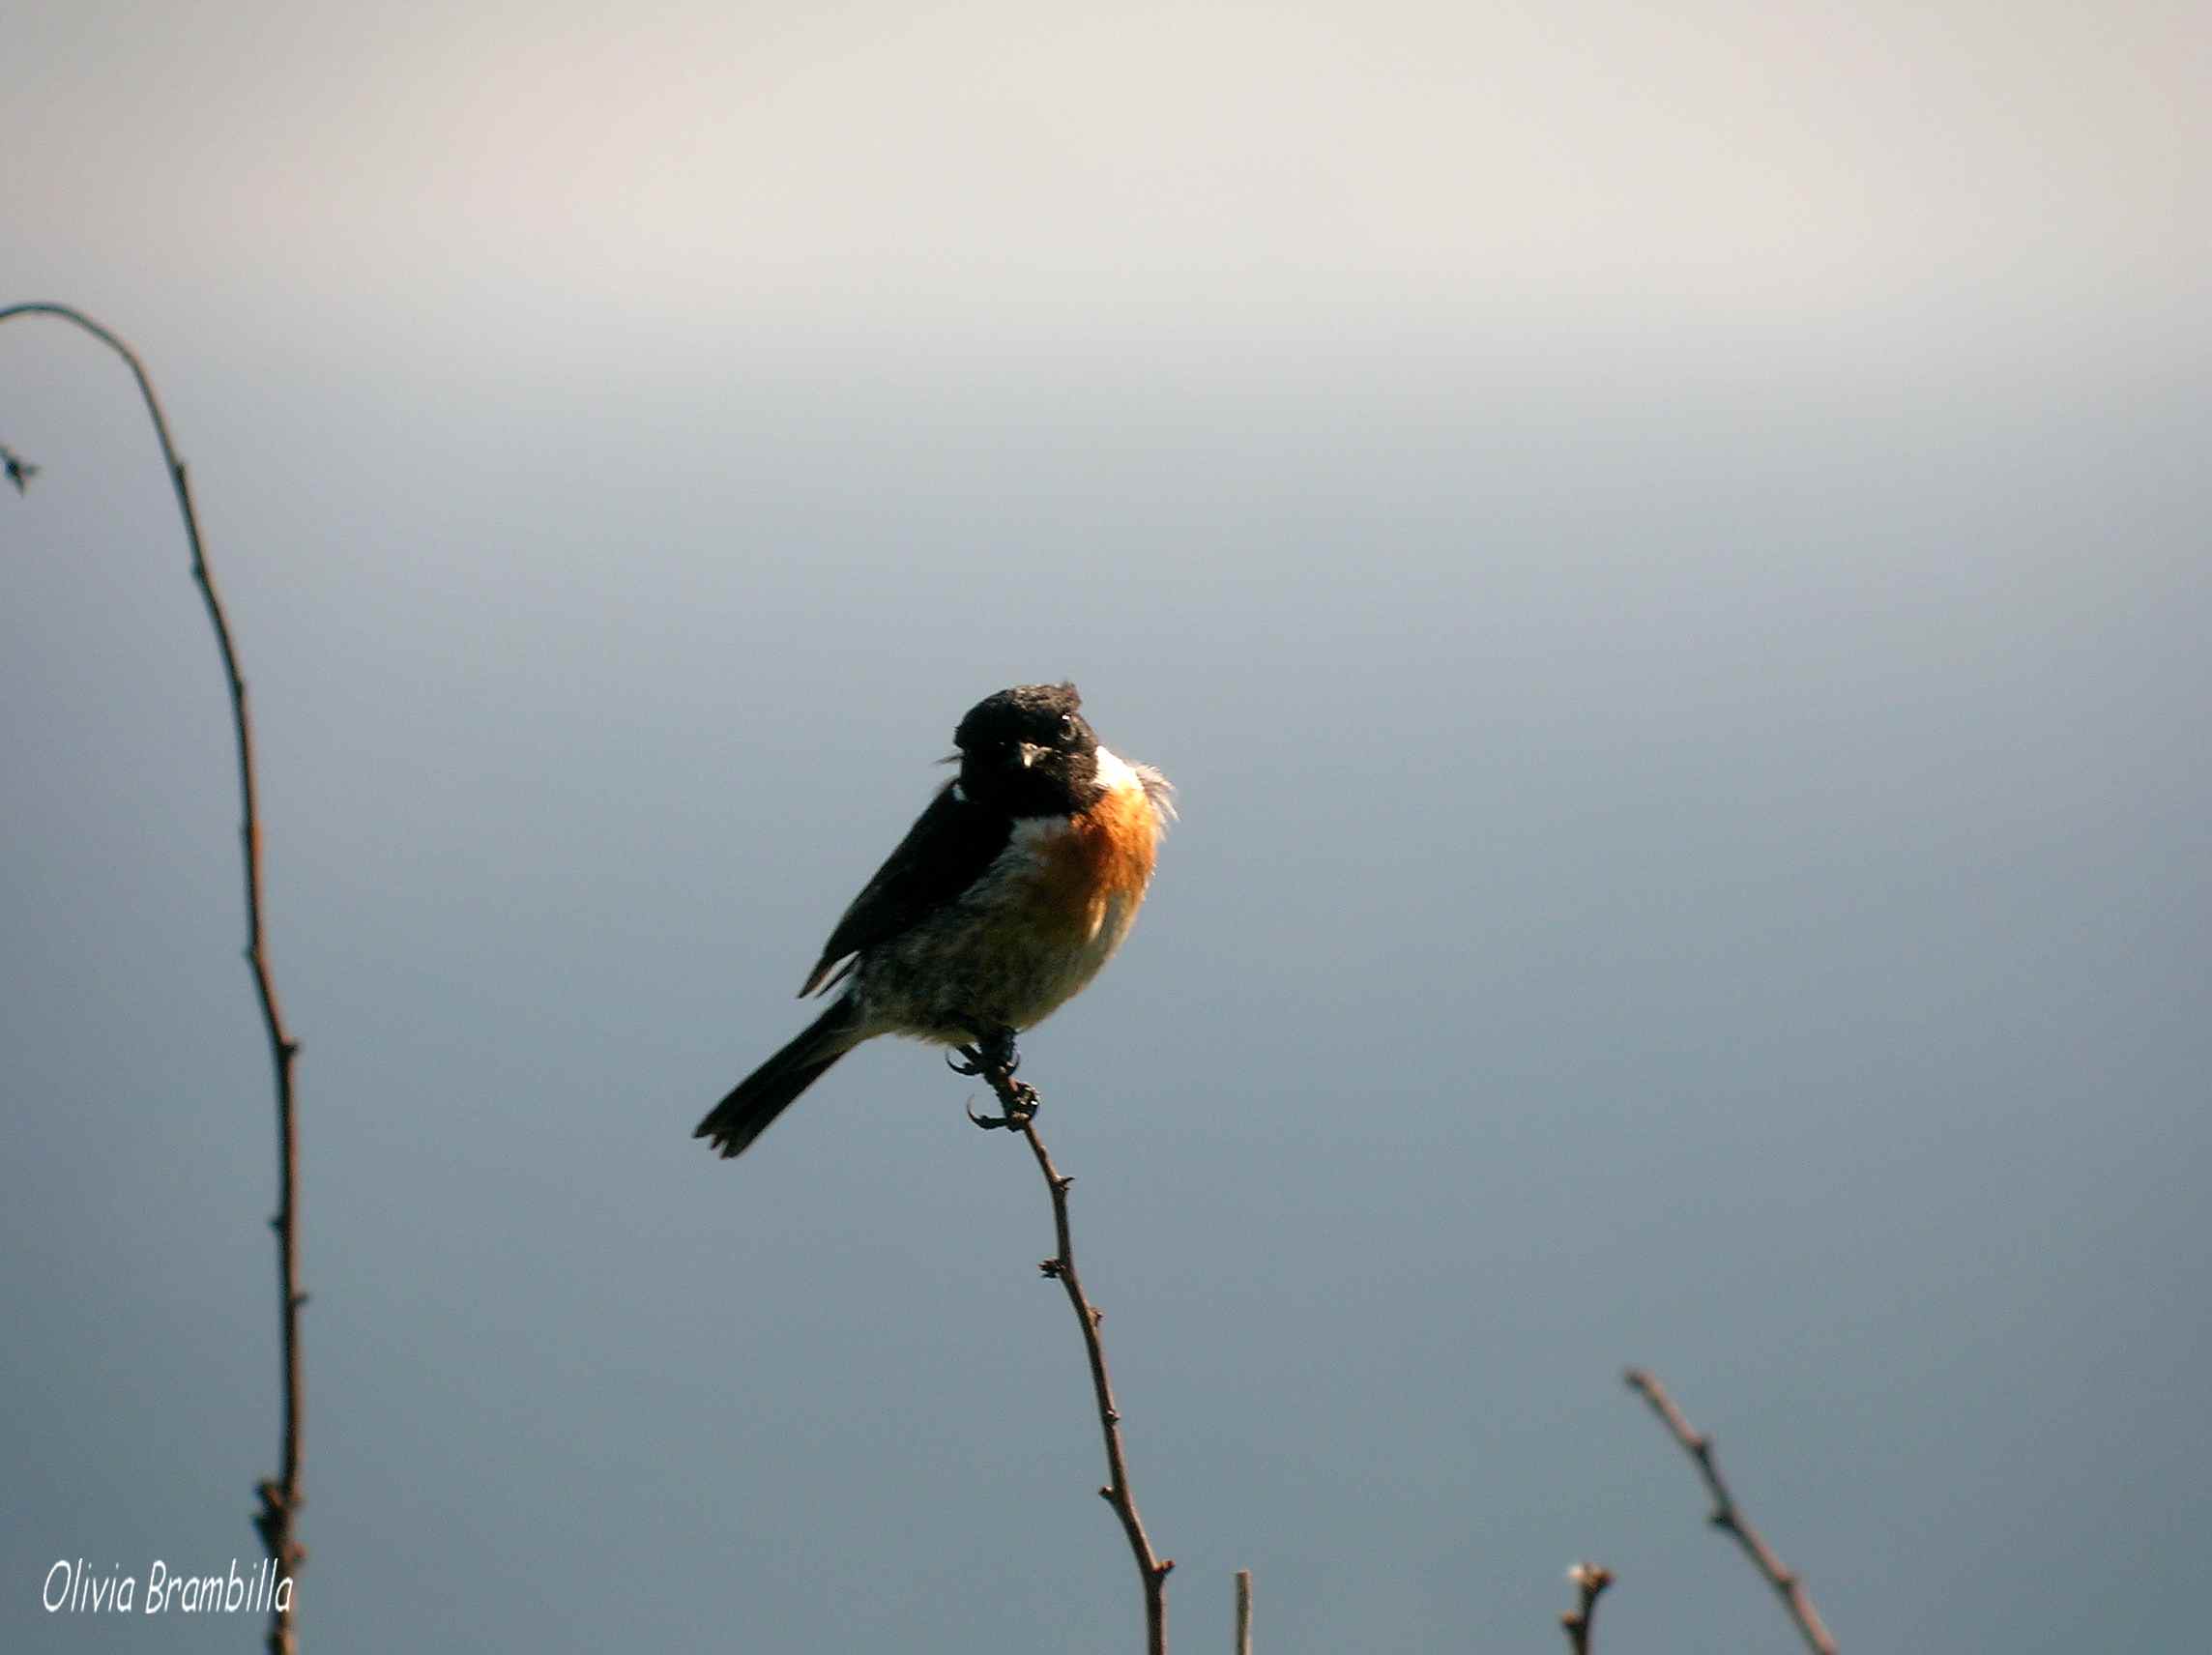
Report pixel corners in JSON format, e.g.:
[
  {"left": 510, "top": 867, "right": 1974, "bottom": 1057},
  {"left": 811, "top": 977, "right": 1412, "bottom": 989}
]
[{"left": 696, "top": 682, "right": 1174, "bottom": 1158}]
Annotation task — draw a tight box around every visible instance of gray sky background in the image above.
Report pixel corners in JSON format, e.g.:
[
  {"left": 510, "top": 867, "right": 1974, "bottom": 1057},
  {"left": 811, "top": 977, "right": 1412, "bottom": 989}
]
[{"left": 5, "top": 3, "right": 2207, "bottom": 1651}]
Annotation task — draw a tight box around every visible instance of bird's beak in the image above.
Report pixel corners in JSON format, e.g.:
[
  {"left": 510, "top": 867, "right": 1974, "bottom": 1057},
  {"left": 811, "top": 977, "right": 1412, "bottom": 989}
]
[{"left": 1016, "top": 742, "right": 1048, "bottom": 769}]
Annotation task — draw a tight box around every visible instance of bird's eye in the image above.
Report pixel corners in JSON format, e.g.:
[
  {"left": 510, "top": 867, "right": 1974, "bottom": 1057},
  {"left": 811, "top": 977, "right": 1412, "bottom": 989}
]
[{"left": 1059, "top": 713, "right": 1079, "bottom": 742}]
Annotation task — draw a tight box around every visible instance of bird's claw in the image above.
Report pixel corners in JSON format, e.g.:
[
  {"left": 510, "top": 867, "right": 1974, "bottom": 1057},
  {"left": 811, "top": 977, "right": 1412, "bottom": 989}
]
[
  {"left": 965, "top": 1081, "right": 1041, "bottom": 1132},
  {"left": 952, "top": 1022, "right": 1033, "bottom": 1128},
  {"left": 946, "top": 1023, "right": 1021, "bottom": 1078}
]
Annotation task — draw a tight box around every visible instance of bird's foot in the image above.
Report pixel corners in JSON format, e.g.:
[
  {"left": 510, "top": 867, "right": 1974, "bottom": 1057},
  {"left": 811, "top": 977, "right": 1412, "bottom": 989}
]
[
  {"left": 965, "top": 1080, "right": 1040, "bottom": 1133},
  {"left": 950, "top": 1023, "right": 1036, "bottom": 1130},
  {"left": 946, "top": 1023, "right": 1021, "bottom": 1079}
]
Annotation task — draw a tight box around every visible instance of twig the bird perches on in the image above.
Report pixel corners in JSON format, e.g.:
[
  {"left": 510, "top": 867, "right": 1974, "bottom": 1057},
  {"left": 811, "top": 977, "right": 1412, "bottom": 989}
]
[
  {"left": 1235, "top": 1568, "right": 1252, "bottom": 1655},
  {"left": 1558, "top": 1562, "right": 1612, "bottom": 1655},
  {"left": 4, "top": 303, "right": 306, "bottom": 1654},
  {"left": 969, "top": 1057, "right": 1174, "bottom": 1655},
  {"left": 1623, "top": 1368, "right": 1836, "bottom": 1655}
]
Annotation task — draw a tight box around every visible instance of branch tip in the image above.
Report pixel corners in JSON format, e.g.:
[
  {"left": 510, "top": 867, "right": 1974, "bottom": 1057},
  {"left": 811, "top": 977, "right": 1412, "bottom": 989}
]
[
  {"left": 1558, "top": 1562, "right": 1614, "bottom": 1655},
  {"left": 1625, "top": 1367, "right": 1836, "bottom": 1655}
]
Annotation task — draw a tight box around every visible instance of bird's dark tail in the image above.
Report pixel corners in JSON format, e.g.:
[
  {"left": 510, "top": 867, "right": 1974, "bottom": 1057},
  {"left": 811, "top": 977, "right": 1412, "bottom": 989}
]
[{"left": 695, "top": 997, "right": 865, "bottom": 1159}]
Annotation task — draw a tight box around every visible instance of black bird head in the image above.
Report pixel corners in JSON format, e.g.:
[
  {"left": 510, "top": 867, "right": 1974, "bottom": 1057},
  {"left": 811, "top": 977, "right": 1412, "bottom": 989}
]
[{"left": 952, "top": 682, "right": 1101, "bottom": 817}]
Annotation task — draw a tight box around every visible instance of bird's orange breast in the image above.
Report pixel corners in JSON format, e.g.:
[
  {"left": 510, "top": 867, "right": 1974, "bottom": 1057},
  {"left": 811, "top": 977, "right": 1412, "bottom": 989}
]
[{"left": 1031, "top": 773, "right": 1160, "bottom": 944}]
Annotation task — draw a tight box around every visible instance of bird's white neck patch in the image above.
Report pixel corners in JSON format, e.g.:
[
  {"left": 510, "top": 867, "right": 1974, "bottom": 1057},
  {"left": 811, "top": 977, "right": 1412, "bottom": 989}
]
[
  {"left": 1092, "top": 744, "right": 1141, "bottom": 798},
  {"left": 1097, "top": 742, "right": 1176, "bottom": 829}
]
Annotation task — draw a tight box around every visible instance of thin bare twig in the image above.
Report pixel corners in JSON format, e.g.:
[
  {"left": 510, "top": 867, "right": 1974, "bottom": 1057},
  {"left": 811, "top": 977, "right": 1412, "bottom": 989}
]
[
  {"left": 1235, "top": 1568, "right": 1252, "bottom": 1655},
  {"left": 1558, "top": 1562, "right": 1612, "bottom": 1654},
  {"left": 4, "top": 303, "right": 306, "bottom": 1653},
  {"left": 970, "top": 1060, "right": 1174, "bottom": 1654},
  {"left": 1623, "top": 1368, "right": 1835, "bottom": 1655}
]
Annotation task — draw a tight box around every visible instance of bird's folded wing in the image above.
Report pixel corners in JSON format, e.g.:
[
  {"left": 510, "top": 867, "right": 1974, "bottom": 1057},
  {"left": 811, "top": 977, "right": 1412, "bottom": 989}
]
[{"left": 799, "top": 780, "right": 1014, "bottom": 997}]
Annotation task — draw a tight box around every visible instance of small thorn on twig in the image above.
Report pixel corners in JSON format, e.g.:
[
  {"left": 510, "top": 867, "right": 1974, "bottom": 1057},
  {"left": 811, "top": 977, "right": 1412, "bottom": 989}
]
[
  {"left": 1039, "top": 1258, "right": 1064, "bottom": 1278},
  {"left": 2, "top": 444, "right": 40, "bottom": 495}
]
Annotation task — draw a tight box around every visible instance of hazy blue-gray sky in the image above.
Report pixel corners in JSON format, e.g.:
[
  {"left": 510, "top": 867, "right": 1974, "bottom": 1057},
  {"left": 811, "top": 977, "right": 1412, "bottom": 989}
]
[{"left": 5, "top": 4, "right": 2207, "bottom": 1651}]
